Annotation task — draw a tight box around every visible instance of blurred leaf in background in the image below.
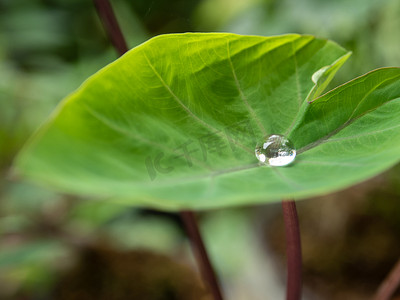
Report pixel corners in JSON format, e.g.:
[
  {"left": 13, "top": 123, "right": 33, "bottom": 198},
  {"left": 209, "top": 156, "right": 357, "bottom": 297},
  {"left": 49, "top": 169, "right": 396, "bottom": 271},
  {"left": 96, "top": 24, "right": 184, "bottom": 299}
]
[
  {"left": 0, "top": 1, "right": 147, "bottom": 298},
  {"left": 1, "top": 0, "right": 400, "bottom": 299},
  {"left": 127, "top": 0, "right": 201, "bottom": 34},
  {"left": 194, "top": 0, "right": 400, "bottom": 85}
]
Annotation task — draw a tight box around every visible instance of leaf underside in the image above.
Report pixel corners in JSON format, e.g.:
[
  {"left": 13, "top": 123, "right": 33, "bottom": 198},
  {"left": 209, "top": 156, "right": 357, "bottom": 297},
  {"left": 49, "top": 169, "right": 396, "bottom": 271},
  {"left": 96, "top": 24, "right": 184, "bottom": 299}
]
[{"left": 15, "top": 33, "right": 400, "bottom": 210}]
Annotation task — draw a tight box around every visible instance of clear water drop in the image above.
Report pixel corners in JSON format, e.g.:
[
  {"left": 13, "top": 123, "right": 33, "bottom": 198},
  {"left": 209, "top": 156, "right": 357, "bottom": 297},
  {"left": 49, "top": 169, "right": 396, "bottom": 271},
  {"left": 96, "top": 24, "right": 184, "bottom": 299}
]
[{"left": 255, "top": 134, "right": 296, "bottom": 166}]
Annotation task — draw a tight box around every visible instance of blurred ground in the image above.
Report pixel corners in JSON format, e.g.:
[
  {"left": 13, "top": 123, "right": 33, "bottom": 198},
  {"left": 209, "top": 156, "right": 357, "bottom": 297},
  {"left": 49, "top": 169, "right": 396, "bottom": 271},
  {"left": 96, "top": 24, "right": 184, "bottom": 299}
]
[
  {"left": 52, "top": 246, "right": 209, "bottom": 300},
  {"left": 265, "top": 165, "right": 400, "bottom": 300},
  {"left": 1, "top": 0, "right": 400, "bottom": 299}
]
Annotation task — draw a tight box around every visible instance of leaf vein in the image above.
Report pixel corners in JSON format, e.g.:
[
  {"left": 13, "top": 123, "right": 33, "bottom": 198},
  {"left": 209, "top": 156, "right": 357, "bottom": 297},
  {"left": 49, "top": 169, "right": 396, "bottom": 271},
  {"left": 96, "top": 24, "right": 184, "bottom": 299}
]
[
  {"left": 83, "top": 105, "right": 214, "bottom": 171},
  {"left": 226, "top": 40, "right": 267, "bottom": 136},
  {"left": 298, "top": 96, "right": 400, "bottom": 154},
  {"left": 143, "top": 50, "right": 253, "bottom": 154}
]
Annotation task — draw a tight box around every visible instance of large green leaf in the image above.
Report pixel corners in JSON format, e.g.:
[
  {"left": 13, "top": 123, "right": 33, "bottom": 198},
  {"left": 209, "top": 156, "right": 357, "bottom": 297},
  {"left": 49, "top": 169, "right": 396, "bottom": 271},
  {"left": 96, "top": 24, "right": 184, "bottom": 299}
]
[{"left": 15, "top": 33, "right": 400, "bottom": 210}]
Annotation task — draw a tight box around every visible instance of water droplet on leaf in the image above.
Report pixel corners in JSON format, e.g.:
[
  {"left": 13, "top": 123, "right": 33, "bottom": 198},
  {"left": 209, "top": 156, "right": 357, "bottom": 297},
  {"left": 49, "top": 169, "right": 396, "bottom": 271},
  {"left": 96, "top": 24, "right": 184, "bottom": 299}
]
[{"left": 255, "top": 134, "right": 296, "bottom": 166}]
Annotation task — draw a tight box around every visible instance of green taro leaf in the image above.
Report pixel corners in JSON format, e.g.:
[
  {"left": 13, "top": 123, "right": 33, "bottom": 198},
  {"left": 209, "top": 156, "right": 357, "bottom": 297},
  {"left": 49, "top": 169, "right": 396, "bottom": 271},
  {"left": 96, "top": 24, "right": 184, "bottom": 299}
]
[{"left": 15, "top": 33, "right": 400, "bottom": 210}]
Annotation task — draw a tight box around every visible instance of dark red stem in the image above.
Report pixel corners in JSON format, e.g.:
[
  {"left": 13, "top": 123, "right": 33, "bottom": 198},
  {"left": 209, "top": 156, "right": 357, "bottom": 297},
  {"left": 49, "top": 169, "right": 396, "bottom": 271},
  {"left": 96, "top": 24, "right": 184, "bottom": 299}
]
[
  {"left": 373, "top": 259, "right": 400, "bottom": 300},
  {"left": 92, "top": 0, "right": 128, "bottom": 56},
  {"left": 282, "top": 199, "right": 302, "bottom": 300},
  {"left": 180, "top": 210, "right": 224, "bottom": 300}
]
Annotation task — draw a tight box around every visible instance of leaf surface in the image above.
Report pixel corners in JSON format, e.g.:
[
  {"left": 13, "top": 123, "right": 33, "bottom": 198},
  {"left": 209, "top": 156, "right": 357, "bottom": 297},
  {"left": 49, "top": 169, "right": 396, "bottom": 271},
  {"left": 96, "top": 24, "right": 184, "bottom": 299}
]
[{"left": 15, "top": 33, "right": 400, "bottom": 210}]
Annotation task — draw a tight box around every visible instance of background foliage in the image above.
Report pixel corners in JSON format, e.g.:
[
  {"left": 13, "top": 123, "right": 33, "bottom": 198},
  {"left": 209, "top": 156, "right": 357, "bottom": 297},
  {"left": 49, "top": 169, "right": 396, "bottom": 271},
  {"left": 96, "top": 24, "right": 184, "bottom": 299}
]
[{"left": 1, "top": 0, "right": 400, "bottom": 299}]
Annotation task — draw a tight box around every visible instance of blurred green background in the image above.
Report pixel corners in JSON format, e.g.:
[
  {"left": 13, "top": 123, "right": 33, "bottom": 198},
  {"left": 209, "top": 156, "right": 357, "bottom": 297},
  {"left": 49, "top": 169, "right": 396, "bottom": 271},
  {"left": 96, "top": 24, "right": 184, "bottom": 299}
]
[{"left": 1, "top": 0, "right": 400, "bottom": 299}]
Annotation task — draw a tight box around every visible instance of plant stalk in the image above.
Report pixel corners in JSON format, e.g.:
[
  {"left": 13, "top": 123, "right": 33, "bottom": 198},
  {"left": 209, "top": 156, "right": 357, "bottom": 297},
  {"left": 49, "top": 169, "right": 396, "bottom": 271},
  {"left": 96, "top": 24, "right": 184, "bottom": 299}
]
[
  {"left": 373, "top": 259, "right": 400, "bottom": 300},
  {"left": 180, "top": 211, "right": 224, "bottom": 300},
  {"left": 92, "top": 0, "right": 128, "bottom": 56},
  {"left": 92, "top": 3, "right": 223, "bottom": 299},
  {"left": 282, "top": 199, "right": 302, "bottom": 300}
]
